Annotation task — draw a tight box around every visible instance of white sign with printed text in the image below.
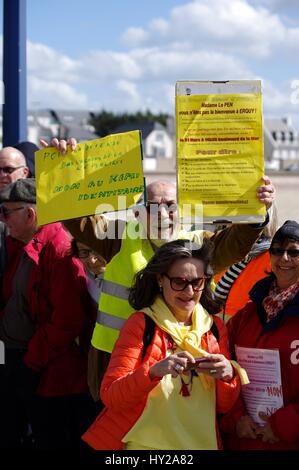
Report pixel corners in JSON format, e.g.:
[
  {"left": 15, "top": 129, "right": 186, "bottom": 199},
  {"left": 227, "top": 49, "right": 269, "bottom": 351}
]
[{"left": 235, "top": 345, "right": 284, "bottom": 425}]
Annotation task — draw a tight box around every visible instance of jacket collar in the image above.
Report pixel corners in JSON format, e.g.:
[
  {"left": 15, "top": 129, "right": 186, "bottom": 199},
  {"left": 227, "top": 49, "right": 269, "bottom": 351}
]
[
  {"left": 23, "top": 223, "right": 63, "bottom": 264},
  {"left": 249, "top": 276, "right": 299, "bottom": 332}
]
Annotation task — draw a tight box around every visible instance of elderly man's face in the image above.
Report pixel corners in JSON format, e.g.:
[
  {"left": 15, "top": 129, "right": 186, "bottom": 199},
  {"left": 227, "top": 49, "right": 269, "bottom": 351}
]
[
  {"left": 0, "top": 202, "right": 29, "bottom": 242},
  {"left": 141, "top": 182, "right": 178, "bottom": 244},
  {"left": 0, "top": 148, "right": 29, "bottom": 190}
]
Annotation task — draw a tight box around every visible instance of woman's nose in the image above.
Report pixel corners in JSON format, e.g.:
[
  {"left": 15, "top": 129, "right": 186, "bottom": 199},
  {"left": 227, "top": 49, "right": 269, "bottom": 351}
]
[
  {"left": 184, "top": 283, "right": 194, "bottom": 294},
  {"left": 281, "top": 251, "right": 291, "bottom": 261}
]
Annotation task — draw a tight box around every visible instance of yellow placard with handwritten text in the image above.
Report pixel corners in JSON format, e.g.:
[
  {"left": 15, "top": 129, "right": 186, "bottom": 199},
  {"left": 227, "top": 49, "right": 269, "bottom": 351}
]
[
  {"left": 176, "top": 92, "right": 265, "bottom": 222},
  {"left": 35, "top": 131, "right": 144, "bottom": 225}
]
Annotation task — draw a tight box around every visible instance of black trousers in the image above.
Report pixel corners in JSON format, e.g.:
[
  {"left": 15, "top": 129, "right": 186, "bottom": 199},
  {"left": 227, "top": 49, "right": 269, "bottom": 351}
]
[
  {"left": 0, "top": 349, "right": 100, "bottom": 448},
  {"left": 30, "top": 393, "right": 100, "bottom": 449}
]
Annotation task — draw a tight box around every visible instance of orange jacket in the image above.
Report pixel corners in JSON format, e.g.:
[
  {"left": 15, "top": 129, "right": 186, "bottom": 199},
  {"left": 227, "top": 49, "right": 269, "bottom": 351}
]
[
  {"left": 214, "top": 251, "right": 271, "bottom": 317},
  {"left": 82, "top": 312, "right": 240, "bottom": 450}
]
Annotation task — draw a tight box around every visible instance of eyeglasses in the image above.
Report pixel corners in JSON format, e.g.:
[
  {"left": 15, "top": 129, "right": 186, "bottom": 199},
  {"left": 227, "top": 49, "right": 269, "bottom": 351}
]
[
  {"left": 0, "top": 206, "right": 25, "bottom": 219},
  {"left": 270, "top": 247, "right": 299, "bottom": 258},
  {"left": 77, "top": 249, "right": 101, "bottom": 260},
  {"left": 145, "top": 201, "right": 178, "bottom": 213},
  {"left": 163, "top": 273, "right": 209, "bottom": 291},
  {"left": 0, "top": 166, "right": 25, "bottom": 175}
]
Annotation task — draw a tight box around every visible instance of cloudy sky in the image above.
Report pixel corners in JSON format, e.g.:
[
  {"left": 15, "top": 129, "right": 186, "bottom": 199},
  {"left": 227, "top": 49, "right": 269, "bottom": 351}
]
[{"left": 2, "top": 0, "right": 299, "bottom": 127}]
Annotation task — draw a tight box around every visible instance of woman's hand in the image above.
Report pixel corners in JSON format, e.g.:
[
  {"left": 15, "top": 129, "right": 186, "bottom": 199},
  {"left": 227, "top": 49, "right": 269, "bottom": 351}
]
[
  {"left": 256, "top": 413, "right": 279, "bottom": 444},
  {"left": 195, "top": 353, "right": 234, "bottom": 382},
  {"left": 149, "top": 351, "right": 195, "bottom": 380},
  {"left": 236, "top": 415, "right": 259, "bottom": 440},
  {"left": 40, "top": 137, "right": 77, "bottom": 154}
]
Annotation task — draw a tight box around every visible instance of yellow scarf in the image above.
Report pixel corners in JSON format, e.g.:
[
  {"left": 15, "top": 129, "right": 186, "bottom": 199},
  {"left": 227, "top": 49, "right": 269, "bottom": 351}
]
[{"left": 142, "top": 296, "right": 249, "bottom": 385}]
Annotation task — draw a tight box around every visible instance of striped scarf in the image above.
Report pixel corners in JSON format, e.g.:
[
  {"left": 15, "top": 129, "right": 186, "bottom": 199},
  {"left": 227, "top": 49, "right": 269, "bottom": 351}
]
[{"left": 214, "top": 237, "right": 271, "bottom": 302}]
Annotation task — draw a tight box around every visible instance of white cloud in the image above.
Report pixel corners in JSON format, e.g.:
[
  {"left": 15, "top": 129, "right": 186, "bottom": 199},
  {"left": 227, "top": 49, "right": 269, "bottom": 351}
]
[
  {"left": 149, "top": 18, "right": 169, "bottom": 36},
  {"left": 28, "top": 76, "right": 88, "bottom": 109},
  {"left": 82, "top": 50, "right": 142, "bottom": 82},
  {"left": 28, "top": 41, "right": 81, "bottom": 83},
  {"left": 1, "top": 0, "right": 295, "bottom": 126},
  {"left": 250, "top": 0, "right": 298, "bottom": 8},
  {"left": 130, "top": 46, "right": 251, "bottom": 81},
  {"left": 116, "top": 80, "right": 140, "bottom": 101},
  {"left": 121, "top": 27, "right": 149, "bottom": 47},
  {"left": 122, "top": 0, "right": 298, "bottom": 59}
]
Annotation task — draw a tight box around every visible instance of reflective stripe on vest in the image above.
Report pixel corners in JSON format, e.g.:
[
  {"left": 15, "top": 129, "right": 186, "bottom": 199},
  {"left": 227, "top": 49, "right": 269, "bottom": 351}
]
[
  {"left": 92, "top": 220, "right": 205, "bottom": 353},
  {"left": 101, "top": 279, "right": 129, "bottom": 300},
  {"left": 96, "top": 309, "right": 126, "bottom": 330},
  {"left": 92, "top": 220, "right": 154, "bottom": 352}
]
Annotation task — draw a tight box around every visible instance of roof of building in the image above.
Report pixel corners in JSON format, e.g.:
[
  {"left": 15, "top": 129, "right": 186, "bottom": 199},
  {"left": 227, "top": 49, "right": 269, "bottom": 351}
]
[
  {"left": 112, "top": 121, "right": 166, "bottom": 139},
  {"left": 264, "top": 117, "right": 296, "bottom": 133}
]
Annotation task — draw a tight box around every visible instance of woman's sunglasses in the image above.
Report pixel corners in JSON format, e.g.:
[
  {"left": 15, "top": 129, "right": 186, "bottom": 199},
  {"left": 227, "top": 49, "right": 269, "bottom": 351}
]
[{"left": 269, "top": 247, "right": 299, "bottom": 258}]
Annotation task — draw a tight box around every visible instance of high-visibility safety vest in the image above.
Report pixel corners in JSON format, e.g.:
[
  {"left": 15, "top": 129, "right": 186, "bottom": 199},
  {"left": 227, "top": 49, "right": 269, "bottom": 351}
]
[{"left": 92, "top": 220, "right": 203, "bottom": 353}]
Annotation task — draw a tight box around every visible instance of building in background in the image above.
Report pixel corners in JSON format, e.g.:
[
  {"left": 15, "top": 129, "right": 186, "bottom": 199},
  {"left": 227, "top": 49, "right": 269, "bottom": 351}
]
[
  {"left": 1, "top": 111, "right": 299, "bottom": 174},
  {"left": 264, "top": 117, "right": 299, "bottom": 171},
  {"left": 112, "top": 120, "right": 175, "bottom": 174}
]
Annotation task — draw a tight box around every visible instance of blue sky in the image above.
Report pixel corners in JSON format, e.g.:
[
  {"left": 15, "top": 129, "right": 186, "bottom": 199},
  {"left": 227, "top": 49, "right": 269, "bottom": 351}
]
[{"left": 1, "top": 0, "right": 299, "bottom": 127}]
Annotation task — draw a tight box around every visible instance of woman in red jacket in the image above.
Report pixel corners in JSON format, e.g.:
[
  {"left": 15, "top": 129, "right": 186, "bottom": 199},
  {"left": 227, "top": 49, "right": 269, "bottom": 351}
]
[
  {"left": 83, "top": 239, "right": 244, "bottom": 450},
  {"left": 221, "top": 220, "right": 299, "bottom": 450}
]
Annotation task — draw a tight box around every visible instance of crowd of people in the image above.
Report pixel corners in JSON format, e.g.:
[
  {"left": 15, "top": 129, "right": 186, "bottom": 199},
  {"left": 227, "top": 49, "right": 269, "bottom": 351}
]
[{"left": 0, "top": 138, "right": 298, "bottom": 451}]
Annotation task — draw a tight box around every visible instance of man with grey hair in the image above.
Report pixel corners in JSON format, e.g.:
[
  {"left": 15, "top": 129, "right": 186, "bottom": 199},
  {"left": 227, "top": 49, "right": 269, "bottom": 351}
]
[
  {"left": 0, "top": 178, "right": 96, "bottom": 448},
  {"left": 0, "top": 147, "right": 30, "bottom": 309}
]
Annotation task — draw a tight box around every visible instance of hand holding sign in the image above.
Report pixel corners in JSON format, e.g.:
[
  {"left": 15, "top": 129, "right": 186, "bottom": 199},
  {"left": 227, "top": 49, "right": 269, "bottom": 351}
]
[{"left": 36, "top": 131, "right": 145, "bottom": 225}]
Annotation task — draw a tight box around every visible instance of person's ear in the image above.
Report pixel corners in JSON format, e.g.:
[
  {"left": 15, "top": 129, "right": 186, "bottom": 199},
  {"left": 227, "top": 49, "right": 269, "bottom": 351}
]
[
  {"left": 23, "top": 167, "right": 30, "bottom": 178},
  {"left": 26, "top": 206, "right": 37, "bottom": 223}
]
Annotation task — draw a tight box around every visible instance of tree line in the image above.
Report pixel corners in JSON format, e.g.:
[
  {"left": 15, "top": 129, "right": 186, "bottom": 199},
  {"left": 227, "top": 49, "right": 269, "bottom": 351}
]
[{"left": 90, "top": 110, "right": 169, "bottom": 137}]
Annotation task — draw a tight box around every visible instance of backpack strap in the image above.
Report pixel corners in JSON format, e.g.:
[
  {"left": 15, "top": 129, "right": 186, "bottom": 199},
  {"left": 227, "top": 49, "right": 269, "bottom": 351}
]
[
  {"left": 141, "top": 314, "right": 156, "bottom": 360},
  {"left": 210, "top": 320, "right": 219, "bottom": 342}
]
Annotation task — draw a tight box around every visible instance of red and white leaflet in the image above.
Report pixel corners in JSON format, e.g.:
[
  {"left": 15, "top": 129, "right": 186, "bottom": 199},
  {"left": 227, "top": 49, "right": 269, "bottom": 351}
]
[{"left": 235, "top": 346, "right": 284, "bottom": 425}]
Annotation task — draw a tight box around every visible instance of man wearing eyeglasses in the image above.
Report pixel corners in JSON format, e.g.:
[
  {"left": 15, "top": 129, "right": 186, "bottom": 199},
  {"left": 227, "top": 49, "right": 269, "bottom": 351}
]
[
  {"left": 0, "top": 147, "right": 30, "bottom": 311},
  {"left": 0, "top": 147, "right": 29, "bottom": 190},
  {"left": 0, "top": 178, "right": 97, "bottom": 448}
]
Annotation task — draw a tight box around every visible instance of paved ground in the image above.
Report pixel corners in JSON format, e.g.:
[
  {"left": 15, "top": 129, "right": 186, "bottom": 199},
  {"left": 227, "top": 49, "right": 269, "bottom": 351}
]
[{"left": 269, "top": 173, "right": 299, "bottom": 226}]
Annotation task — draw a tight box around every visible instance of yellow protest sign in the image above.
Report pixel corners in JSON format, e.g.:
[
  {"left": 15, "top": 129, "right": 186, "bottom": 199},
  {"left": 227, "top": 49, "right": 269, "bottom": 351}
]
[
  {"left": 35, "top": 131, "right": 144, "bottom": 225},
  {"left": 176, "top": 80, "right": 265, "bottom": 223}
]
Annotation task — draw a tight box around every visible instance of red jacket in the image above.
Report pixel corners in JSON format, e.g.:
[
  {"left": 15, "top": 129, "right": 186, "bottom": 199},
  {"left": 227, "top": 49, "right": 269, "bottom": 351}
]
[
  {"left": 220, "top": 276, "right": 299, "bottom": 450},
  {"left": 2, "top": 223, "right": 92, "bottom": 397},
  {"left": 82, "top": 312, "right": 240, "bottom": 450}
]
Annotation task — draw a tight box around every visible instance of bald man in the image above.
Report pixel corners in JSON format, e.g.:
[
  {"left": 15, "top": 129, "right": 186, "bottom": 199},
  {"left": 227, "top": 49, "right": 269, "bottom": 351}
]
[{"left": 0, "top": 147, "right": 29, "bottom": 191}]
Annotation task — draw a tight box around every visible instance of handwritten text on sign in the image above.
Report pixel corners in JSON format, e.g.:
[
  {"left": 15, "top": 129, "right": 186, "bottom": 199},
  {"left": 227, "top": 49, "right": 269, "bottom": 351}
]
[{"left": 35, "top": 131, "right": 144, "bottom": 225}]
